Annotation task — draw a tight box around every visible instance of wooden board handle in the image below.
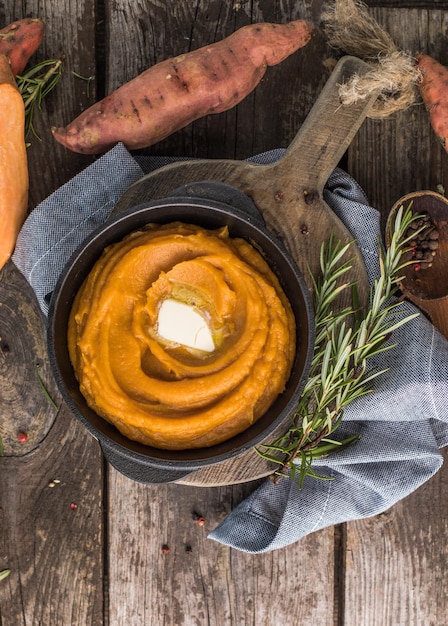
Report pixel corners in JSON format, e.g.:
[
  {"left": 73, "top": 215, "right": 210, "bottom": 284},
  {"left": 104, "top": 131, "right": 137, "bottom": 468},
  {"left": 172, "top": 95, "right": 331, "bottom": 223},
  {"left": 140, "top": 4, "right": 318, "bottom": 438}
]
[{"left": 271, "top": 56, "right": 376, "bottom": 190}]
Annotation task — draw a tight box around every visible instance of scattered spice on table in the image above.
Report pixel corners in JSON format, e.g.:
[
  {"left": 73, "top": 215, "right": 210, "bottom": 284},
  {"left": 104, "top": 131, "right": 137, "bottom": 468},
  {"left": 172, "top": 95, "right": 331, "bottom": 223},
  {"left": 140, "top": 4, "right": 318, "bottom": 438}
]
[{"left": 192, "top": 511, "right": 205, "bottom": 526}]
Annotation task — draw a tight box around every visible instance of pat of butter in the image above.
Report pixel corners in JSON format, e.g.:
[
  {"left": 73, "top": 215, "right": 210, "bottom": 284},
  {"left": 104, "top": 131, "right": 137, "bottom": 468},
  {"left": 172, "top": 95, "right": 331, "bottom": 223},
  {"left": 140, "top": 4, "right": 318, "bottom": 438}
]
[{"left": 157, "top": 299, "right": 215, "bottom": 353}]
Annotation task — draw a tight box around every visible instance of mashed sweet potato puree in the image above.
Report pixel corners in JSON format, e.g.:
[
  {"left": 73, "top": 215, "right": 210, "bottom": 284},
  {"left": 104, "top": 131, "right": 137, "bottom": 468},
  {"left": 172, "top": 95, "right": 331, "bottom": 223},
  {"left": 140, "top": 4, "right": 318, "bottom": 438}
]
[{"left": 68, "top": 222, "right": 296, "bottom": 450}]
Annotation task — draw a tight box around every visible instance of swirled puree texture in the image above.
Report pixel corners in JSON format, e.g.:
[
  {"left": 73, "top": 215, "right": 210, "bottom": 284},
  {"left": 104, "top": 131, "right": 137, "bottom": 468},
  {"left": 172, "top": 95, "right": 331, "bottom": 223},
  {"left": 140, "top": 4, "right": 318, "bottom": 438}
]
[{"left": 68, "top": 222, "right": 296, "bottom": 450}]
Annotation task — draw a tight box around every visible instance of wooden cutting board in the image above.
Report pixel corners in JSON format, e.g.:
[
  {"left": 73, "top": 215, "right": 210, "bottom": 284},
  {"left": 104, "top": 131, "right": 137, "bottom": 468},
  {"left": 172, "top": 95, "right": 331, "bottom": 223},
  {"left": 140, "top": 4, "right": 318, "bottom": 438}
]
[{"left": 113, "top": 56, "right": 377, "bottom": 486}]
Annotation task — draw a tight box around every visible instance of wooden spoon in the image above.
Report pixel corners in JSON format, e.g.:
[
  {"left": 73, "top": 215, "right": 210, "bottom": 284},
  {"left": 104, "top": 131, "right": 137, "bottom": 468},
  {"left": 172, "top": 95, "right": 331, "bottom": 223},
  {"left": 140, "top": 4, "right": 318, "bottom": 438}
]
[{"left": 386, "top": 190, "right": 448, "bottom": 339}]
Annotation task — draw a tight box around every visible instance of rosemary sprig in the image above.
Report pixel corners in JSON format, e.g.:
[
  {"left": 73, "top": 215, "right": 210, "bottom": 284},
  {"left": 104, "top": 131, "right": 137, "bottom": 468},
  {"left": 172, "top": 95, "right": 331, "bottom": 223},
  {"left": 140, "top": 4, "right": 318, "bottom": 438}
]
[
  {"left": 16, "top": 56, "right": 65, "bottom": 140},
  {"left": 257, "top": 204, "right": 425, "bottom": 486}
]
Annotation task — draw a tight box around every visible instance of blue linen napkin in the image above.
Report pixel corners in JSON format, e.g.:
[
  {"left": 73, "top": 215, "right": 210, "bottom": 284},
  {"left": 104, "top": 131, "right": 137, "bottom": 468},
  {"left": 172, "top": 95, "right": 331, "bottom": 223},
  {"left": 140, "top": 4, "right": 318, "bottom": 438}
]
[{"left": 12, "top": 143, "right": 448, "bottom": 553}]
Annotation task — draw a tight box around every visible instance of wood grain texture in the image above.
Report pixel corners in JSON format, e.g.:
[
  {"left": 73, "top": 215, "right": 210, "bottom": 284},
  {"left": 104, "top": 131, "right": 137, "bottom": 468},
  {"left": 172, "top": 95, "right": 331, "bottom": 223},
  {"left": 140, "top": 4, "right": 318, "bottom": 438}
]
[
  {"left": 0, "top": 262, "right": 59, "bottom": 456},
  {"left": 342, "top": 448, "right": 448, "bottom": 626},
  {"left": 345, "top": 8, "right": 448, "bottom": 626},
  {"left": 0, "top": 406, "right": 104, "bottom": 626},
  {"left": 108, "top": 467, "right": 337, "bottom": 626},
  {"left": 0, "top": 3, "right": 104, "bottom": 624},
  {"left": 366, "top": 0, "right": 448, "bottom": 7},
  {"left": 2, "top": 0, "right": 97, "bottom": 209}
]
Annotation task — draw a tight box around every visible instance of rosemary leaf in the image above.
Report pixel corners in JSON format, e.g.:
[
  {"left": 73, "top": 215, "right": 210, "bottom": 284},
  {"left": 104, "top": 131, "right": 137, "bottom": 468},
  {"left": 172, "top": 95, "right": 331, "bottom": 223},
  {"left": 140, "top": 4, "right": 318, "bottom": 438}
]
[
  {"left": 308, "top": 434, "right": 360, "bottom": 457},
  {"left": 377, "top": 312, "right": 420, "bottom": 336}
]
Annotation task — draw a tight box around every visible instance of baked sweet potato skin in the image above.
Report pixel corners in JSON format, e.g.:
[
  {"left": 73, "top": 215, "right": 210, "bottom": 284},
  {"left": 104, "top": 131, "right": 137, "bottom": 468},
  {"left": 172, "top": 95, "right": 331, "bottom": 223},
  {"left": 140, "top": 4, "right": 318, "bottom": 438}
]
[
  {"left": 52, "top": 20, "right": 314, "bottom": 154},
  {"left": 416, "top": 53, "right": 448, "bottom": 152},
  {"left": 0, "top": 54, "right": 29, "bottom": 270},
  {"left": 0, "top": 18, "right": 45, "bottom": 76}
]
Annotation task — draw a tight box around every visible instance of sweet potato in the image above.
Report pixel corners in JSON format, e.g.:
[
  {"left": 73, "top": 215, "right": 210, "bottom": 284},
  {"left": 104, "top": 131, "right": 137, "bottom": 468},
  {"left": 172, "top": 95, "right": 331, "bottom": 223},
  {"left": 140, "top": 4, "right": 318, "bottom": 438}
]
[
  {"left": 416, "top": 53, "right": 448, "bottom": 152},
  {"left": 52, "top": 20, "right": 314, "bottom": 154},
  {"left": 0, "top": 18, "right": 45, "bottom": 76},
  {"left": 0, "top": 54, "right": 29, "bottom": 270}
]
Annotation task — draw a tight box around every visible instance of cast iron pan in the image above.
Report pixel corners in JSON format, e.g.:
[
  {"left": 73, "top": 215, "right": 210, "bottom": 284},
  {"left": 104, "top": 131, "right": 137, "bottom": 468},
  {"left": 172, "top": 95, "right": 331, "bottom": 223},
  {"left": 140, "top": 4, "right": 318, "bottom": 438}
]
[{"left": 48, "top": 183, "right": 314, "bottom": 483}]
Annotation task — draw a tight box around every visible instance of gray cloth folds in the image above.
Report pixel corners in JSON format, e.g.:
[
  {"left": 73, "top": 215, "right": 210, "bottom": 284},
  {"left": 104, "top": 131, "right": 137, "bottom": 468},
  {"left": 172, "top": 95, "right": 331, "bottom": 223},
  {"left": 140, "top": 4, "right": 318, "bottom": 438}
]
[{"left": 12, "top": 143, "right": 448, "bottom": 553}]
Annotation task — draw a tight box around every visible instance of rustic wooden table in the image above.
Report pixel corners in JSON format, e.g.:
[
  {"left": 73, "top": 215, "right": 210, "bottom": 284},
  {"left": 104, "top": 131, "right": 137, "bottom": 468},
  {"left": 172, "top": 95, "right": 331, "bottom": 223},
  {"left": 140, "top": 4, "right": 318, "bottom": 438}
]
[{"left": 1, "top": 1, "right": 448, "bottom": 625}]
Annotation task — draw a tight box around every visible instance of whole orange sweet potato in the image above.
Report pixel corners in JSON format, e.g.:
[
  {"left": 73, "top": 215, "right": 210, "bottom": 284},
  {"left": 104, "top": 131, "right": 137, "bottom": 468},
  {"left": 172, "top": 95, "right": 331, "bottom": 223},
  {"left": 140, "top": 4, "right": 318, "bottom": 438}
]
[
  {"left": 0, "top": 54, "right": 29, "bottom": 270},
  {"left": 416, "top": 53, "right": 448, "bottom": 152},
  {"left": 0, "top": 18, "right": 45, "bottom": 76},
  {"left": 52, "top": 20, "right": 314, "bottom": 154}
]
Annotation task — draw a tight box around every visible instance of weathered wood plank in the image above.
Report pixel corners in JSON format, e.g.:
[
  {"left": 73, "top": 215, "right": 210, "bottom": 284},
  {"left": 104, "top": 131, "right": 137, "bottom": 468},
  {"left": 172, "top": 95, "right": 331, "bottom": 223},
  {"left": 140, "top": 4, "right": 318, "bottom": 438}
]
[
  {"left": 366, "top": 0, "right": 448, "bottom": 7},
  {"left": 0, "top": 406, "right": 104, "bottom": 626},
  {"left": 108, "top": 468, "right": 337, "bottom": 626},
  {"left": 345, "top": 8, "right": 448, "bottom": 626},
  {"left": 0, "top": 263, "right": 59, "bottom": 456},
  {"left": 0, "top": 2, "right": 104, "bottom": 624},
  {"left": 342, "top": 450, "right": 448, "bottom": 626},
  {"left": 105, "top": 2, "right": 338, "bottom": 624}
]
